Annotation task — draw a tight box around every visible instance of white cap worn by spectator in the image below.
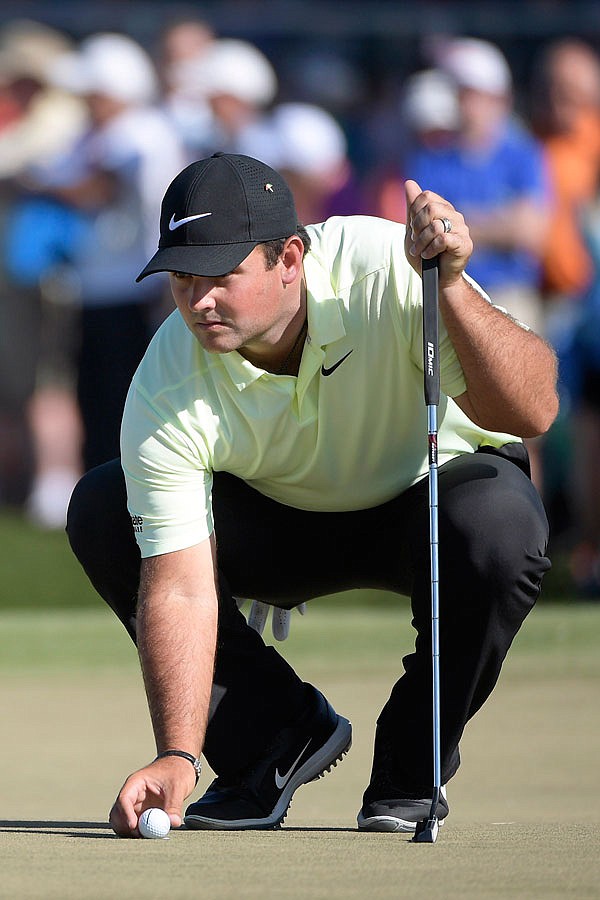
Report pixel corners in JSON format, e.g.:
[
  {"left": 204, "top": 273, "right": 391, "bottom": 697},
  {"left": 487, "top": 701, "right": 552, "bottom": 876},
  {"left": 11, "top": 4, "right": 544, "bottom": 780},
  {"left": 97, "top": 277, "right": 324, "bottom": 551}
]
[
  {"left": 0, "top": 18, "right": 73, "bottom": 84},
  {"left": 0, "top": 20, "right": 87, "bottom": 178},
  {"left": 189, "top": 37, "right": 277, "bottom": 107},
  {"left": 268, "top": 102, "right": 347, "bottom": 174},
  {"left": 50, "top": 32, "right": 158, "bottom": 105},
  {"left": 256, "top": 102, "right": 350, "bottom": 223},
  {"left": 438, "top": 37, "right": 512, "bottom": 96},
  {"left": 401, "top": 69, "right": 460, "bottom": 133},
  {"left": 179, "top": 38, "right": 277, "bottom": 157}
]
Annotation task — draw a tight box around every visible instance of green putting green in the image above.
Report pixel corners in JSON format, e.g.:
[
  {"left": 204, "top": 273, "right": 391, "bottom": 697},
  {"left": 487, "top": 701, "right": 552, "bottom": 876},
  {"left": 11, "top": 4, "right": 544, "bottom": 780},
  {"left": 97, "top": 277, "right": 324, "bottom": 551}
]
[{"left": 1, "top": 603, "right": 599, "bottom": 899}]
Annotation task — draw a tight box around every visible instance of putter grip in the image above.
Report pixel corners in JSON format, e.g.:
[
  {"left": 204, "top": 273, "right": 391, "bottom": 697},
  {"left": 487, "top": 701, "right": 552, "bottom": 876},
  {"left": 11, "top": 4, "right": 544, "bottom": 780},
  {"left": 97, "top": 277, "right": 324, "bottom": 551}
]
[{"left": 422, "top": 256, "right": 440, "bottom": 407}]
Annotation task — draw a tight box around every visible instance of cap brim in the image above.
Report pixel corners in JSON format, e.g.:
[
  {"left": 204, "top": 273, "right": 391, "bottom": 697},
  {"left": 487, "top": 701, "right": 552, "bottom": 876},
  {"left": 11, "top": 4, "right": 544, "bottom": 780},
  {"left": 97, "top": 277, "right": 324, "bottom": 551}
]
[{"left": 136, "top": 241, "right": 259, "bottom": 281}]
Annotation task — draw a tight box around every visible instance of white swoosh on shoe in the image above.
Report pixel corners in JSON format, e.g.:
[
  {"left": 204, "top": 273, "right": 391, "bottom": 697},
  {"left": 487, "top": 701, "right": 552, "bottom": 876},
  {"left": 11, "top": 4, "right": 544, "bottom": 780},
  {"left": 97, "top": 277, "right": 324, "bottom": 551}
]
[{"left": 275, "top": 740, "right": 311, "bottom": 789}]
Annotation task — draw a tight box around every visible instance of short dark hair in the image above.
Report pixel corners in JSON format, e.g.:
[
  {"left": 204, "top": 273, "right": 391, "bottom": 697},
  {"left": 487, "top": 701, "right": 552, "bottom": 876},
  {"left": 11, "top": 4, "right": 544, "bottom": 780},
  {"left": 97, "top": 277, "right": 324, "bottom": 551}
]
[{"left": 261, "top": 226, "right": 312, "bottom": 270}]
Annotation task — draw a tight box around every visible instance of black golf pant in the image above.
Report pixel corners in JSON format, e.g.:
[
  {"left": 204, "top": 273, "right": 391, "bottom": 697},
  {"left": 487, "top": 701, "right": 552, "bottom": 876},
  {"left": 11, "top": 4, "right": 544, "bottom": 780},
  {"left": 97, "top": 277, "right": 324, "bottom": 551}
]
[{"left": 66, "top": 448, "right": 550, "bottom": 796}]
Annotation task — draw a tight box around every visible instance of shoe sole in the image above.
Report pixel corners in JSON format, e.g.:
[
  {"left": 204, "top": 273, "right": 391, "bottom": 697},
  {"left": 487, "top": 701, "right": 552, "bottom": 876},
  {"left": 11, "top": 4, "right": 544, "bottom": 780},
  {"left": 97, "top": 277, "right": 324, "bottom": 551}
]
[
  {"left": 356, "top": 812, "right": 446, "bottom": 833},
  {"left": 357, "top": 787, "right": 448, "bottom": 833},
  {"left": 184, "top": 715, "right": 352, "bottom": 831}
]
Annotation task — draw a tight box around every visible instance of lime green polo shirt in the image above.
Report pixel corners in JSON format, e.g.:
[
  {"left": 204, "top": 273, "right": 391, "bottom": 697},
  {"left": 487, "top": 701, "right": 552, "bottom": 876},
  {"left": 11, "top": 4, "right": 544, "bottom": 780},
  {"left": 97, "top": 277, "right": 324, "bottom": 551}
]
[{"left": 121, "top": 215, "right": 519, "bottom": 558}]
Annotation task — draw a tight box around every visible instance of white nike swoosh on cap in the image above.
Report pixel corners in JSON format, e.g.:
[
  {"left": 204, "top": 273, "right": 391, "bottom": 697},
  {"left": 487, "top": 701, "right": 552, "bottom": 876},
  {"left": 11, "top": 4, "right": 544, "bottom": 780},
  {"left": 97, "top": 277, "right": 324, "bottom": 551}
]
[{"left": 168, "top": 212, "right": 212, "bottom": 231}]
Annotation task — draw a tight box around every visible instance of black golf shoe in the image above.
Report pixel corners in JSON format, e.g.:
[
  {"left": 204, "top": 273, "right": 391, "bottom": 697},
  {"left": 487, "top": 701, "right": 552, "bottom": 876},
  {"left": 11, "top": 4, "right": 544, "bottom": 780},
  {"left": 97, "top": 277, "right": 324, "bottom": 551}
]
[
  {"left": 357, "top": 786, "right": 449, "bottom": 833},
  {"left": 184, "top": 686, "right": 352, "bottom": 830}
]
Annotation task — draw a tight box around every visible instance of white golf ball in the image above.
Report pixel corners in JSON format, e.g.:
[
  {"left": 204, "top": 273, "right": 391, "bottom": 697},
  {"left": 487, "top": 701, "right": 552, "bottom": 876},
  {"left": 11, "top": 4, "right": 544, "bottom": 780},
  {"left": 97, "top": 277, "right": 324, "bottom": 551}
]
[{"left": 138, "top": 807, "right": 171, "bottom": 839}]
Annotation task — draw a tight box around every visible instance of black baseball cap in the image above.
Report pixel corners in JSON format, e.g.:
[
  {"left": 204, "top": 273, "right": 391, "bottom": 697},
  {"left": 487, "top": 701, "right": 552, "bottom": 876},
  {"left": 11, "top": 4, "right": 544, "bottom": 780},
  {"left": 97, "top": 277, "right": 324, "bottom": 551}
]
[{"left": 137, "top": 152, "right": 299, "bottom": 281}]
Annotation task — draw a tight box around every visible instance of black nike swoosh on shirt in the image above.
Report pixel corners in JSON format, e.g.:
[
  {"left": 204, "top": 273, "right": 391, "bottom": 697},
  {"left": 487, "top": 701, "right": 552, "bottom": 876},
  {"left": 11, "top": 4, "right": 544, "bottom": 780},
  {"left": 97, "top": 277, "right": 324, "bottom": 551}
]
[{"left": 321, "top": 350, "right": 354, "bottom": 377}]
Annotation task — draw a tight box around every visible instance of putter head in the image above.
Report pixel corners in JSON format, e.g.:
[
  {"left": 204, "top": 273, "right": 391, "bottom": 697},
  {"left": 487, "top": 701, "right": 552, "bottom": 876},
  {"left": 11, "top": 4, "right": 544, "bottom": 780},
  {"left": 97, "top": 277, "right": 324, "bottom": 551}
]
[{"left": 412, "top": 816, "right": 439, "bottom": 843}]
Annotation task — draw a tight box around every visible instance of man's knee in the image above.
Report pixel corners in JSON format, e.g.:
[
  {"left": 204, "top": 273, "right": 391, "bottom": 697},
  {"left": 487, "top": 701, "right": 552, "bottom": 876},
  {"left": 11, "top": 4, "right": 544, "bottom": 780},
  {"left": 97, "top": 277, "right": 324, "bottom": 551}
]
[
  {"left": 443, "top": 451, "right": 546, "bottom": 533},
  {"left": 66, "top": 458, "right": 140, "bottom": 638},
  {"left": 440, "top": 454, "right": 550, "bottom": 595},
  {"left": 66, "top": 458, "right": 127, "bottom": 563}
]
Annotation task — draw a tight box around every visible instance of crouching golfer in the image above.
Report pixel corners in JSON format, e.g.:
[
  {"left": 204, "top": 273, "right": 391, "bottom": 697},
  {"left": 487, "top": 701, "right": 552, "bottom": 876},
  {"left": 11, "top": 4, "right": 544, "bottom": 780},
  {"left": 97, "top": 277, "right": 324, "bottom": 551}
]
[{"left": 67, "top": 152, "right": 558, "bottom": 836}]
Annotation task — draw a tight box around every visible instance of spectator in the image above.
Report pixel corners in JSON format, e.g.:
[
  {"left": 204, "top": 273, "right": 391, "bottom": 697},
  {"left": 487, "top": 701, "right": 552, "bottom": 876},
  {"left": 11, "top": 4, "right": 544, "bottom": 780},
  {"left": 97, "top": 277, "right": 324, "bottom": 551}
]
[
  {"left": 0, "top": 20, "right": 86, "bottom": 179},
  {"left": 256, "top": 101, "right": 367, "bottom": 222},
  {"left": 373, "top": 68, "right": 460, "bottom": 223},
  {"left": 0, "top": 19, "right": 87, "bottom": 521},
  {"left": 529, "top": 41, "right": 600, "bottom": 553},
  {"left": 531, "top": 39, "right": 600, "bottom": 304},
  {"left": 531, "top": 40, "right": 600, "bottom": 593},
  {"left": 183, "top": 38, "right": 278, "bottom": 158},
  {"left": 399, "top": 39, "right": 552, "bottom": 491},
  {"left": 405, "top": 38, "right": 551, "bottom": 337},
  {"left": 566, "top": 196, "right": 600, "bottom": 596},
  {"left": 46, "top": 32, "right": 185, "bottom": 471},
  {"left": 155, "top": 17, "right": 216, "bottom": 162}
]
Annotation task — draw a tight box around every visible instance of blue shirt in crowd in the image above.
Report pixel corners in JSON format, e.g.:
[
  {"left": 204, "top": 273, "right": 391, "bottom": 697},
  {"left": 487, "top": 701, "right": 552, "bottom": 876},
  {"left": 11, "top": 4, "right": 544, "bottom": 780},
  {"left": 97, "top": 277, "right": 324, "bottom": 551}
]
[{"left": 405, "top": 119, "right": 550, "bottom": 290}]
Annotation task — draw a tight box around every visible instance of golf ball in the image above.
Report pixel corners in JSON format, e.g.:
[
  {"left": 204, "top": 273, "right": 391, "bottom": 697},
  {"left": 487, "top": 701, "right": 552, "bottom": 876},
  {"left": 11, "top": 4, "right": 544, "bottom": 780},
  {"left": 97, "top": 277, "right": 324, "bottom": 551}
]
[{"left": 138, "top": 807, "right": 171, "bottom": 839}]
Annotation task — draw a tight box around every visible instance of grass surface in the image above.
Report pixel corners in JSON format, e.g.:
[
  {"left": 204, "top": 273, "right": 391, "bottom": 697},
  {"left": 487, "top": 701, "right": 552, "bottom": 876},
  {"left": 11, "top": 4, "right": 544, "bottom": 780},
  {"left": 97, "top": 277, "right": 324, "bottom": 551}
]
[
  {"left": 1, "top": 510, "right": 598, "bottom": 897},
  {"left": 1, "top": 603, "right": 599, "bottom": 899},
  {"left": 0, "top": 511, "right": 99, "bottom": 610}
]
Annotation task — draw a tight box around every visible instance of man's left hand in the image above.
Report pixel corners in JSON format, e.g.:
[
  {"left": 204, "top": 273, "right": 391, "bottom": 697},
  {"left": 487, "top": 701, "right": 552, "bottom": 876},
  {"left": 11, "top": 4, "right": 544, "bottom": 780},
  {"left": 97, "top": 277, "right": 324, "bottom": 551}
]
[{"left": 404, "top": 180, "right": 473, "bottom": 288}]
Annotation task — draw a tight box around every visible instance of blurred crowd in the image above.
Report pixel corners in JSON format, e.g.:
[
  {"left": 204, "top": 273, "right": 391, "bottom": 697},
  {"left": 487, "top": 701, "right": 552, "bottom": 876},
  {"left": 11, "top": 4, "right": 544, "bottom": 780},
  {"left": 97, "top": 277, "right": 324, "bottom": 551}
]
[{"left": 1, "top": 16, "right": 600, "bottom": 596}]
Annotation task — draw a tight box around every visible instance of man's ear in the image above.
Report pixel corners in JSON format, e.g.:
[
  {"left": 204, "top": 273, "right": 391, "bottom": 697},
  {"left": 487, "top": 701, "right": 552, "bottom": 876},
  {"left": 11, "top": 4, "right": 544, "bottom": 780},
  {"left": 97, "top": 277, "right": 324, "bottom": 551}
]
[{"left": 280, "top": 235, "right": 305, "bottom": 285}]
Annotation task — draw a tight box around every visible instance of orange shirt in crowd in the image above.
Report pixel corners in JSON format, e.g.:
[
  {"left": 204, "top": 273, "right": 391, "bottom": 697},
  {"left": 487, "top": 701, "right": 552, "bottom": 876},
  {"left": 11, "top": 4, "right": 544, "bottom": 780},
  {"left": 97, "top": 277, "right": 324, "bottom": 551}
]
[{"left": 542, "top": 110, "right": 600, "bottom": 297}]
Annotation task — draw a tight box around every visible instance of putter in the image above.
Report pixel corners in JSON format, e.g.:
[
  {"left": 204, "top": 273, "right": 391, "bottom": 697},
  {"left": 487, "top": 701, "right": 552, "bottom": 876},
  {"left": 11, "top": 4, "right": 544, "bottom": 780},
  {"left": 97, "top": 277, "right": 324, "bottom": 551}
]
[{"left": 413, "top": 254, "right": 442, "bottom": 844}]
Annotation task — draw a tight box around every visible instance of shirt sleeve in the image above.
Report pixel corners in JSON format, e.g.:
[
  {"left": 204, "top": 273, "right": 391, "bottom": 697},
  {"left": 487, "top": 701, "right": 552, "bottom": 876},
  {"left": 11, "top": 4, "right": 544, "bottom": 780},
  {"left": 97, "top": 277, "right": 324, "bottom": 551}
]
[{"left": 121, "top": 381, "right": 214, "bottom": 558}]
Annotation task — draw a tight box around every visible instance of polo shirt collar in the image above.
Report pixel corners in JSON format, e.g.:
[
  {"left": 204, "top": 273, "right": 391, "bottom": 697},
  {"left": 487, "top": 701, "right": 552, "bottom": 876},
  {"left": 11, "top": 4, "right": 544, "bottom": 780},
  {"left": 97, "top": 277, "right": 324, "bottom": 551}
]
[
  {"left": 219, "top": 250, "right": 346, "bottom": 392},
  {"left": 294, "top": 253, "right": 348, "bottom": 419},
  {"left": 302, "top": 251, "right": 346, "bottom": 349},
  {"left": 220, "top": 351, "right": 264, "bottom": 391}
]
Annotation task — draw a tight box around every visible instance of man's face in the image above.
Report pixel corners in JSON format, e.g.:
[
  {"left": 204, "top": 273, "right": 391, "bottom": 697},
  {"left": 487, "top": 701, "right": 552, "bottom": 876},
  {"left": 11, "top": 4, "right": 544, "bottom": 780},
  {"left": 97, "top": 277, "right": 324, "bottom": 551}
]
[
  {"left": 458, "top": 87, "right": 508, "bottom": 140},
  {"left": 86, "top": 92, "right": 127, "bottom": 125},
  {"left": 169, "top": 245, "right": 294, "bottom": 358}
]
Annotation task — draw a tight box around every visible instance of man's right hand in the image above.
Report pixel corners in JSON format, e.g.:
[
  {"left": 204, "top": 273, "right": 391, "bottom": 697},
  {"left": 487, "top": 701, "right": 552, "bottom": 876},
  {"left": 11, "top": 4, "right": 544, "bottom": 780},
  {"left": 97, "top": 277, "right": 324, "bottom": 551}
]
[{"left": 109, "top": 755, "right": 197, "bottom": 837}]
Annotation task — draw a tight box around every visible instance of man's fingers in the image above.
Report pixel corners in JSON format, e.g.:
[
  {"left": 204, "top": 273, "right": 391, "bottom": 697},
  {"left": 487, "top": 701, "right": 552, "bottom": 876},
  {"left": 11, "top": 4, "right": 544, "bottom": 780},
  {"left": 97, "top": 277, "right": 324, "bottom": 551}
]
[
  {"left": 110, "top": 774, "right": 147, "bottom": 836},
  {"left": 404, "top": 179, "right": 422, "bottom": 211},
  {"left": 109, "top": 771, "right": 150, "bottom": 838},
  {"left": 109, "top": 797, "right": 139, "bottom": 837},
  {"left": 165, "top": 807, "right": 183, "bottom": 828},
  {"left": 403, "top": 180, "right": 473, "bottom": 279},
  {"left": 247, "top": 600, "right": 269, "bottom": 635},
  {"left": 271, "top": 607, "right": 291, "bottom": 641}
]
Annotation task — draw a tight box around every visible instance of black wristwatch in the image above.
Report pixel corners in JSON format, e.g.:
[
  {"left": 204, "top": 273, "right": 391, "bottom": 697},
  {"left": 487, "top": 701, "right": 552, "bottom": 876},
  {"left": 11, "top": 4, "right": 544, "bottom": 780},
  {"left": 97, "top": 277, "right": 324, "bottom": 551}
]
[{"left": 155, "top": 749, "right": 202, "bottom": 783}]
